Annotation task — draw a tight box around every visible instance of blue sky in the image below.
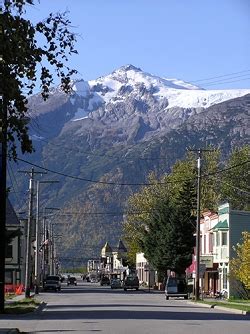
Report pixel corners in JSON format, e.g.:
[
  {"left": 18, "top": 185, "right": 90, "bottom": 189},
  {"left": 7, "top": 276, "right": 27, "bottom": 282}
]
[{"left": 26, "top": 0, "right": 250, "bottom": 89}]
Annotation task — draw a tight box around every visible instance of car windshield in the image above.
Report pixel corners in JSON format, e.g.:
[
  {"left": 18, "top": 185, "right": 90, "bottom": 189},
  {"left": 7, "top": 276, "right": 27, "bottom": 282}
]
[
  {"left": 167, "top": 278, "right": 177, "bottom": 287},
  {"left": 46, "top": 276, "right": 59, "bottom": 281}
]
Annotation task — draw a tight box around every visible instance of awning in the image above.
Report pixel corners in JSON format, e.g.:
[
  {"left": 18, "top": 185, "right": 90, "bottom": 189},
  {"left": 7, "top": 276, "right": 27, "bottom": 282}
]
[{"left": 210, "top": 219, "right": 228, "bottom": 231}]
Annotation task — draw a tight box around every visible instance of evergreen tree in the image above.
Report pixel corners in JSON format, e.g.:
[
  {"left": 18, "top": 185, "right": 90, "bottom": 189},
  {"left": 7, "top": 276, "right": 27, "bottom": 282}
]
[{"left": 142, "top": 181, "right": 196, "bottom": 275}]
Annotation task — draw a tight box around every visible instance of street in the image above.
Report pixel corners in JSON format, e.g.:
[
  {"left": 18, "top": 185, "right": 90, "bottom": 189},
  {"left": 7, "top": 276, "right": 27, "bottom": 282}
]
[{"left": 0, "top": 281, "right": 249, "bottom": 334}]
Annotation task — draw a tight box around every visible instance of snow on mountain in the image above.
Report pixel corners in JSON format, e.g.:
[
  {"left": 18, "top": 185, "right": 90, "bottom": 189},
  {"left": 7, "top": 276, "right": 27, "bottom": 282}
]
[{"left": 68, "top": 65, "right": 250, "bottom": 121}]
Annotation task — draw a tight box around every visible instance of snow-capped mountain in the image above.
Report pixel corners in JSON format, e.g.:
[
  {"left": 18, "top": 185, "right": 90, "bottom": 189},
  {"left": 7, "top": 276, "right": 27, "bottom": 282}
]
[
  {"left": 65, "top": 64, "right": 250, "bottom": 121},
  {"left": 15, "top": 64, "right": 250, "bottom": 266}
]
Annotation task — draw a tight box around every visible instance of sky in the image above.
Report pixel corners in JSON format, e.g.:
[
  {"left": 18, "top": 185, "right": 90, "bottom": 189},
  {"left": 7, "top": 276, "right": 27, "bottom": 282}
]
[{"left": 25, "top": 0, "right": 250, "bottom": 90}]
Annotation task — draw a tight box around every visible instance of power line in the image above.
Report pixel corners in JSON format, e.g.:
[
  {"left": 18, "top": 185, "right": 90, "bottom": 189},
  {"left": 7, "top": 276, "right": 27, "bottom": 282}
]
[
  {"left": 190, "top": 69, "right": 250, "bottom": 83},
  {"left": 199, "top": 73, "right": 250, "bottom": 85},
  {"left": 201, "top": 77, "right": 250, "bottom": 87},
  {"left": 218, "top": 180, "right": 250, "bottom": 195},
  {"left": 15, "top": 157, "right": 249, "bottom": 186}
]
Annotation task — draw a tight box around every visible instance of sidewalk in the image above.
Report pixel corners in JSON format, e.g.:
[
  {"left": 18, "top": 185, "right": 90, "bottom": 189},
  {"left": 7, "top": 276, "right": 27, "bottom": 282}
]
[
  {"left": 191, "top": 297, "right": 250, "bottom": 315},
  {"left": 4, "top": 292, "right": 34, "bottom": 305}
]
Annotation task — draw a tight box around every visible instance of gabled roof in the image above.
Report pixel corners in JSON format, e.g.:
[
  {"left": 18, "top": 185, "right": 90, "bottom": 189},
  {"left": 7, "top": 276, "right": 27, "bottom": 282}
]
[
  {"left": 116, "top": 239, "right": 127, "bottom": 253},
  {"left": 101, "top": 242, "right": 113, "bottom": 256},
  {"left": 211, "top": 219, "right": 228, "bottom": 231}
]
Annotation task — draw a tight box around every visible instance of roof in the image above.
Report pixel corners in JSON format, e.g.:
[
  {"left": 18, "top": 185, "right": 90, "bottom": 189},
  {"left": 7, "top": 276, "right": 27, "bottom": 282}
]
[
  {"left": 211, "top": 219, "right": 228, "bottom": 231},
  {"left": 6, "top": 199, "right": 19, "bottom": 226},
  {"left": 116, "top": 239, "right": 127, "bottom": 253},
  {"left": 101, "top": 242, "right": 113, "bottom": 256}
]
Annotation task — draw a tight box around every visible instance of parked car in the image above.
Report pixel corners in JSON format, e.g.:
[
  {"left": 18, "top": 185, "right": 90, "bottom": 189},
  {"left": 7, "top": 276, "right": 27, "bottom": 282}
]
[
  {"left": 110, "top": 278, "right": 122, "bottom": 289},
  {"left": 44, "top": 275, "right": 61, "bottom": 292},
  {"left": 123, "top": 275, "right": 139, "bottom": 291},
  {"left": 164, "top": 276, "right": 188, "bottom": 300},
  {"left": 67, "top": 276, "right": 77, "bottom": 286},
  {"left": 100, "top": 275, "right": 110, "bottom": 286}
]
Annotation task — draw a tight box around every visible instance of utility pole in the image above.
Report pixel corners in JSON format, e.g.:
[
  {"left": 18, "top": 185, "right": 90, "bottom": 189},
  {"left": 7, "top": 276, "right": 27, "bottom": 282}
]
[
  {"left": 24, "top": 168, "right": 35, "bottom": 298},
  {"left": 195, "top": 149, "right": 201, "bottom": 301},
  {"left": 189, "top": 147, "right": 214, "bottom": 301},
  {"left": 0, "top": 2, "right": 7, "bottom": 312},
  {"left": 19, "top": 171, "right": 35, "bottom": 296},
  {"left": 34, "top": 179, "right": 59, "bottom": 294}
]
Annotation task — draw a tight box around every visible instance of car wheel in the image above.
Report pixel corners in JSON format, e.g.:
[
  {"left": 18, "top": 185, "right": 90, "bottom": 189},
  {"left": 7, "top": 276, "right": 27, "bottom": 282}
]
[
  {"left": 136, "top": 288, "right": 139, "bottom": 291},
  {"left": 166, "top": 296, "right": 169, "bottom": 300},
  {"left": 184, "top": 295, "right": 188, "bottom": 300},
  {"left": 124, "top": 288, "right": 127, "bottom": 291}
]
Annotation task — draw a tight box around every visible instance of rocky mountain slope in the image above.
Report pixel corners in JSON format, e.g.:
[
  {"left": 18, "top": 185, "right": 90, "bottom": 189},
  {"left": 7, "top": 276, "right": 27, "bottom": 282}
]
[{"left": 10, "top": 65, "right": 250, "bottom": 267}]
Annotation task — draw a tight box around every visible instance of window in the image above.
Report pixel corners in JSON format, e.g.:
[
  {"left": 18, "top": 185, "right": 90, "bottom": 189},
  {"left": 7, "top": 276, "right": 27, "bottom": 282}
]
[
  {"left": 5, "top": 271, "right": 12, "bottom": 284},
  {"left": 222, "top": 232, "right": 228, "bottom": 246},
  {"left": 5, "top": 245, "right": 13, "bottom": 258},
  {"left": 209, "top": 233, "right": 214, "bottom": 252},
  {"left": 203, "top": 235, "right": 206, "bottom": 254},
  {"left": 216, "top": 232, "right": 220, "bottom": 246}
]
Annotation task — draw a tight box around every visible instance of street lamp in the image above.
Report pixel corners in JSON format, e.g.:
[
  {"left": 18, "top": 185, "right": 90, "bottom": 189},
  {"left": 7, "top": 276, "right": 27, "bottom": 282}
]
[{"left": 34, "top": 181, "right": 59, "bottom": 294}]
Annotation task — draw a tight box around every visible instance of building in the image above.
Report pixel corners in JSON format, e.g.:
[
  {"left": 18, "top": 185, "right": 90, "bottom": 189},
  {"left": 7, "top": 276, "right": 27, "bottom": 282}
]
[
  {"left": 136, "top": 252, "right": 155, "bottom": 287},
  {"left": 187, "top": 202, "right": 250, "bottom": 298},
  {"left": 99, "top": 240, "right": 128, "bottom": 276},
  {"left": 5, "top": 199, "right": 25, "bottom": 288}
]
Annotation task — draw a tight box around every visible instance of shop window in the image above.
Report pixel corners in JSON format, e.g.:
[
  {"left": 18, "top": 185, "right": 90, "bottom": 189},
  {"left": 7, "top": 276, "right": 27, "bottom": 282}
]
[{"left": 222, "top": 232, "right": 228, "bottom": 246}]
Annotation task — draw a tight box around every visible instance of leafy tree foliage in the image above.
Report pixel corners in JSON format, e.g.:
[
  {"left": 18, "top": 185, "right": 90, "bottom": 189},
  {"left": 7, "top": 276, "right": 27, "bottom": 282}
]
[
  {"left": 1, "top": 0, "right": 78, "bottom": 158},
  {"left": 220, "top": 146, "right": 250, "bottom": 210},
  {"left": 142, "top": 181, "right": 196, "bottom": 275},
  {"left": 230, "top": 232, "right": 250, "bottom": 298},
  {"left": 123, "top": 146, "right": 249, "bottom": 266}
]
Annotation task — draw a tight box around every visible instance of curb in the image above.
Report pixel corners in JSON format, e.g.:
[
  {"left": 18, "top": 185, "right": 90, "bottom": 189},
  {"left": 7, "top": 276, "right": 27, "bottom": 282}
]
[
  {"left": 186, "top": 301, "right": 212, "bottom": 308},
  {"left": 34, "top": 301, "right": 47, "bottom": 314},
  {"left": 188, "top": 301, "right": 250, "bottom": 315},
  {"left": 210, "top": 304, "right": 250, "bottom": 315},
  {"left": 0, "top": 329, "right": 20, "bottom": 333}
]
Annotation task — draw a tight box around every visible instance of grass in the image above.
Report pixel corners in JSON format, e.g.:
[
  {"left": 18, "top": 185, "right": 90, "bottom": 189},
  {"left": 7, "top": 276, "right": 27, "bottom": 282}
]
[
  {"left": 5, "top": 293, "right": 16, "bottom": 300},
  {"left": 4, "top": 298, "right": 40, "bottom": 314},
  {"left": 228, "top": 299, "right": 250, "bottom": 304},
  {"left": 196, "top": 300, "right": 250, "bottom": 313}
]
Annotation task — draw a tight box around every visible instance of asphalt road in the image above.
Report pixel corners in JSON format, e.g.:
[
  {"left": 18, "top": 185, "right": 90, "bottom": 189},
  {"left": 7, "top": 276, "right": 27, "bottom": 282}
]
[{"left": 0, "top": 281, "right": 249, "bottom": 334}]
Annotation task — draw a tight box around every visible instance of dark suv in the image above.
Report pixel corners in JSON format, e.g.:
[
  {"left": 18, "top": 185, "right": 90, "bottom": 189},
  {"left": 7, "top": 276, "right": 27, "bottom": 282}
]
[
  {"left": 67, "top": 276, "right": 77, "bottom": 286},
  {"left": 44, "top": 275, "right": 61, "bottom": 292},
  {"left": 123, "top": 275, "right": 139, "bottom": 291},
  {"left": 100, "top": 275, "right": 110, "bottom": 286},
  {"left": 165, "top": 277, "right": 188, "bottom": 300}
]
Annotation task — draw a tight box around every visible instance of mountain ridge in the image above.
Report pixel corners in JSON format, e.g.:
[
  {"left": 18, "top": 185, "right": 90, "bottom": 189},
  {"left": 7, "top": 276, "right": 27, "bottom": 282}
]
[{"left": 9, "top": 65, "right": 250, "bottom": 267}]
